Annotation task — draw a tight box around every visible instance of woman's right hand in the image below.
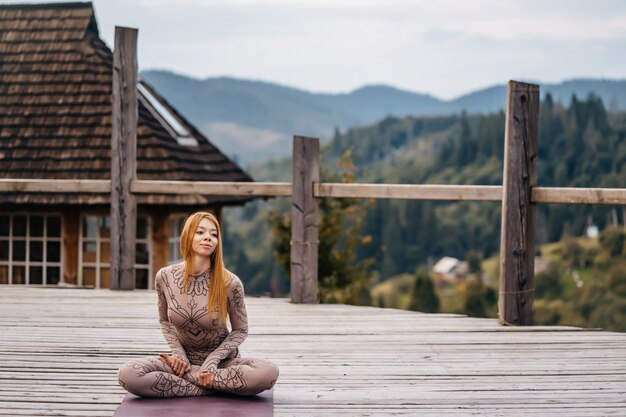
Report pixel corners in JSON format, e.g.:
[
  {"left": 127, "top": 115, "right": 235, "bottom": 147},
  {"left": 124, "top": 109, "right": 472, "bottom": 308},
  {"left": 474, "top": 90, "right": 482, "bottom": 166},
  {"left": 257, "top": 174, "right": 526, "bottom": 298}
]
[{"left": 158, "top": 353, "right": 191, "bottom": 377}]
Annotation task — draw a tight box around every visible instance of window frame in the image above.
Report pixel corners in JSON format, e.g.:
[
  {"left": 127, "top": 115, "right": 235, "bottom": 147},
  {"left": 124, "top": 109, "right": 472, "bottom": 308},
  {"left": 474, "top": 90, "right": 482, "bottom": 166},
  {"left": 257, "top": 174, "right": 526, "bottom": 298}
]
[
  {"left": 78, "top": 213, "right": 152, "bottom": 289},
  {"left": 167, "top": 214, "right": 188, "bottom": 266},
  {"left": 0, "top": 212, "right": 63, "bottom": 286}
]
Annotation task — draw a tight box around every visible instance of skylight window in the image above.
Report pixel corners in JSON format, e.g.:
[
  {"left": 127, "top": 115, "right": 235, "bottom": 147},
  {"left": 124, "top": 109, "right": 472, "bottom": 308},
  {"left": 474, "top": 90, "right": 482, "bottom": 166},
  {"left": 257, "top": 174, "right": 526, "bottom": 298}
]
[{"left": 137, "top": 82, "right": 198, "bottom": 146}]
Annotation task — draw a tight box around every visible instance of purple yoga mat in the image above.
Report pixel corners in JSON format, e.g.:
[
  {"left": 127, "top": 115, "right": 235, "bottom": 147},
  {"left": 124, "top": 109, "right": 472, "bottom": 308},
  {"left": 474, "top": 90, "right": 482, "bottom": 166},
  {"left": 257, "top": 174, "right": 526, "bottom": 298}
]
[{"left": 113, "top": 389, "right": 273, "bottom": 417}]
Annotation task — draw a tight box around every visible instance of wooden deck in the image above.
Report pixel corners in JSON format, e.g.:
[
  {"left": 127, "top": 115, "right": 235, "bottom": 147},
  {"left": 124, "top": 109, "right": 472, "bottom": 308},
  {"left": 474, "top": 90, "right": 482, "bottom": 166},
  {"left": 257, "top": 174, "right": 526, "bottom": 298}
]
[{"left": 0, "top": 287, "right": 625, "bottom": 416}]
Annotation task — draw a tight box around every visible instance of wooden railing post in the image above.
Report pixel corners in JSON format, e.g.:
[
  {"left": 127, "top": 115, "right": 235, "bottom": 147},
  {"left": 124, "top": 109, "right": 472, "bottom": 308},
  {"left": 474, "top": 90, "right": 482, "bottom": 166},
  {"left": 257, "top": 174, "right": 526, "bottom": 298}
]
[
  {"left": 499, "top": 80, "right": 540, "bottom": 325},
  {"left": 291, "top": 136, "right": 320, "bottom": 303},
  {"left": 110, "top": 26, "right": 138, "bottom": 290}
]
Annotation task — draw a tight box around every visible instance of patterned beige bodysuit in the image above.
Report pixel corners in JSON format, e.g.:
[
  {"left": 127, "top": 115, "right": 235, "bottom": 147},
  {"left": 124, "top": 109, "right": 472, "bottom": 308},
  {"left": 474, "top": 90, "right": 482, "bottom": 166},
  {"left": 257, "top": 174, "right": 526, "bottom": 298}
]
[{"left": 117, "top": 263, "right": 279, "bottom": 397}]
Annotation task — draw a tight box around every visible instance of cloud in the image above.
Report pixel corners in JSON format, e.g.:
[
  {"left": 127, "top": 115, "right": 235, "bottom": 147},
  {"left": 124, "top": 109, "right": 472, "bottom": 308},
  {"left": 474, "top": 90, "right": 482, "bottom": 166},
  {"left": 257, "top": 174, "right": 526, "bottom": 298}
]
[
  {"left": 86, "top": 0, "right": 626, "bottom": 98},
  {"left": 137, "top": 0, "right": 400, "bottom": 6},
  {"left": 422, "top": 29, "right": 462, "bottom": 42},
  {"left": 462, "top": 14, "right": 626, "bottom": 42}
]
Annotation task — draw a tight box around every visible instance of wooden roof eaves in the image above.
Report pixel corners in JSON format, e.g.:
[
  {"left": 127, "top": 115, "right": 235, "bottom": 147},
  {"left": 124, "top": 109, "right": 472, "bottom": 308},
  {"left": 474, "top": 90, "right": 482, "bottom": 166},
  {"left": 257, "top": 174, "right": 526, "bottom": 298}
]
[
  {"left": 86, "top": 8, "right": 99, "bottom": 37},
  {"left": 0, "top": 2, "right": 94, "bottom": 12},
  {"left": 0, "top": 193, "right": 254, "bottom": 207},
  {"left": 84, "top": 25, "right": 111, "bottom": 68}
]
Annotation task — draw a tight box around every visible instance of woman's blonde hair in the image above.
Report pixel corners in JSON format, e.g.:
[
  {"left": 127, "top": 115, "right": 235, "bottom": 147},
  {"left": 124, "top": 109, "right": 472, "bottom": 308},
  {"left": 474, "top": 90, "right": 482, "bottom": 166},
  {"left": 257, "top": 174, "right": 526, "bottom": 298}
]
[{"left": 179, "top": 211, "right": 228, "bottom": 323}]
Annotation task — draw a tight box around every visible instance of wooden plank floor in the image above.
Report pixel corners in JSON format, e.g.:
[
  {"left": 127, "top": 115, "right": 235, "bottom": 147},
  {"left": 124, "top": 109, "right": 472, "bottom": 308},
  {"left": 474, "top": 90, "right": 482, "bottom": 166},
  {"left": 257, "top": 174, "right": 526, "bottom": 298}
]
[{"left": 0, "top": 287, "right": 625, "bottom": 416}]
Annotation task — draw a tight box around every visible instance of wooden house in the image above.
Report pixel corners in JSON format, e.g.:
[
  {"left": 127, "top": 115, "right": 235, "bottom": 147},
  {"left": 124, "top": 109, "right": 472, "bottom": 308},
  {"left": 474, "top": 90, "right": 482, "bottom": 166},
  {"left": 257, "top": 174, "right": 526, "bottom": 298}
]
[
  {"left": 432, "top": 256, "right": 468, "bottom": 285},
  {"left": 0, "top": 2, "right": 253, "bottom": 289}
]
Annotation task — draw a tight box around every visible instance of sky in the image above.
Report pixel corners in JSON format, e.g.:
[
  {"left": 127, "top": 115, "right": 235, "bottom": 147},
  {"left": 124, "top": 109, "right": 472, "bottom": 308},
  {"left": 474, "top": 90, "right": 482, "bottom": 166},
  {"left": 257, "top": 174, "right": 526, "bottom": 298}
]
[{"left": 5, "top": 0, "right": 626, "bottom": 99}]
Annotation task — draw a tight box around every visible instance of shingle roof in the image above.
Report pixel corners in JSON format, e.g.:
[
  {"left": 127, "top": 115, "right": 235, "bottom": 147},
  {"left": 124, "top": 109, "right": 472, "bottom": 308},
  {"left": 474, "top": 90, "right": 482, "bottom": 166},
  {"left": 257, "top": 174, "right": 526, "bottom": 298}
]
[{"left": 0, "top": 2, "right": 253, "bottom": 206}]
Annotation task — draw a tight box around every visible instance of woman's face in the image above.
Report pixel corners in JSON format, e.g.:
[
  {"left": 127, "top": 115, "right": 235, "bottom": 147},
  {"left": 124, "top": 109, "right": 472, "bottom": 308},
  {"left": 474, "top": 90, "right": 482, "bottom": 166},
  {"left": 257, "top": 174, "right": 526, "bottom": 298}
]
[{"left": 191, "top": 218, "right": 219, "bottom": 259}]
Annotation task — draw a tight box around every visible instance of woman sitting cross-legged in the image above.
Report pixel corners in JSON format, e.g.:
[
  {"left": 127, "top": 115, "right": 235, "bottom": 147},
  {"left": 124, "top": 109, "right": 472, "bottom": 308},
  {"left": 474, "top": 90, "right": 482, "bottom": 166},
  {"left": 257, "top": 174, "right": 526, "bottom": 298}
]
[{"left": 118, "top": 211, "right": 279, "bottom": 398}]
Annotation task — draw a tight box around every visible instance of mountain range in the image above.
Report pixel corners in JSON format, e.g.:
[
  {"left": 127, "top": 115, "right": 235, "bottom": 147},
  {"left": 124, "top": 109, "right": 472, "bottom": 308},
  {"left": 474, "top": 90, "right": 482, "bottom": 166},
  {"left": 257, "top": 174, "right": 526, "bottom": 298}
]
[{"left": 141, "top": 70, "right": 626, "bottom": 164}]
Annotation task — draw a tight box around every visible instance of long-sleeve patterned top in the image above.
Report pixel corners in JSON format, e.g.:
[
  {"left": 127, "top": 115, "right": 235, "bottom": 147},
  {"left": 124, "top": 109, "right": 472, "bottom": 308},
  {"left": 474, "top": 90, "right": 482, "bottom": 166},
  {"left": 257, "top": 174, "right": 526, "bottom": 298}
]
[{"left": 155, "top": 262, "right": 248, "bottom": 372}]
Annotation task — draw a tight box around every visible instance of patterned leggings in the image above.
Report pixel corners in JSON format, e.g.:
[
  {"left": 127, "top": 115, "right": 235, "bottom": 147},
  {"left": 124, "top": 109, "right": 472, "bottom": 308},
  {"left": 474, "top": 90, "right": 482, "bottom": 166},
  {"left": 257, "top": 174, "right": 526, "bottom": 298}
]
[{"left": 118, "top": 356, "right": 279, "bottom": 398}]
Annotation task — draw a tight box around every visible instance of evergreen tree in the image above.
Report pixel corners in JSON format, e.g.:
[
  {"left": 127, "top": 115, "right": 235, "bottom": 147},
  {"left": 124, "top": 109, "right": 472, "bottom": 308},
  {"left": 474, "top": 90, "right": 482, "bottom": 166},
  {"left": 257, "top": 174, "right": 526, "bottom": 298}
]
[
  {"left": 409, "top": 269, "right": 440, "bottom": 313},
  {"left": 535, "top": 264, "right": 564, "bottom": 300},
  {"left": 466, "top": 250, "right": 482, "bottom": 274},
  {"left": 454, "top": 112, "right": 476, "bottom": 166},
  {"left": 464, "top": 277, "right": 488, "bottom": 317},
  {"left": 600, "top": 226, "right": 626, "bottom": 256},
  {"left": 268, "top": 150, "right": 374, "bottom": 304}
]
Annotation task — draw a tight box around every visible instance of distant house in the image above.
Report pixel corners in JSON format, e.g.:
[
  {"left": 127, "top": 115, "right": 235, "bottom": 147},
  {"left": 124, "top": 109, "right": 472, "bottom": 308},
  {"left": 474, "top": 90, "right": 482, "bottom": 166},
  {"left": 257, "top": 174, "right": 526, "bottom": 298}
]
[
  {"left": 534, "top": 257, "right": 551, "bottom": 275},
  {"left": 0, "top": 2, "right": 252, "bottom": 289},
  {"left": 432, "top": 256, "right": 468, "bottom": 284},
  {"left": 586, "top": 225, "right": 599, "bottom": 239}
]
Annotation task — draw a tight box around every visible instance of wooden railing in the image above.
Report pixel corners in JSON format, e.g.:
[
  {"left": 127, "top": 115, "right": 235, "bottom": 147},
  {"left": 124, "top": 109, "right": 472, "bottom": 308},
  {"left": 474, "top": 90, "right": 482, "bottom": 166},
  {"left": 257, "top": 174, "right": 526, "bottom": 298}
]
[
  {"left": 5, "top": 180, "right": 626, "bottom": 205},
  {"left": 4, "top": 27, "right": 626, "bottom": 326}
]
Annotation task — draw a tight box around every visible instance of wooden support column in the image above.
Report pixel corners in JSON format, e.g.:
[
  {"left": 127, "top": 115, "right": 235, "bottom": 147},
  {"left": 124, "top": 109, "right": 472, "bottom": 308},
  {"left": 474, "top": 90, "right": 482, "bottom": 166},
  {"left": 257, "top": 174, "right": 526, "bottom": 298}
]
[
  {"left": 110, "top": 26, "right": 138, "bottom": 290},
  {"left": 151, "top": 210, "right": 168, "bottom": 288},
  {"left": 291, "top": 136, "right": 319, "bottom": 303},
  {"left": 499, "top": 80, "right": 540, "bottom": 325},
  {"left": 61, "top": 207, "right": 79, "bottom": 286}
]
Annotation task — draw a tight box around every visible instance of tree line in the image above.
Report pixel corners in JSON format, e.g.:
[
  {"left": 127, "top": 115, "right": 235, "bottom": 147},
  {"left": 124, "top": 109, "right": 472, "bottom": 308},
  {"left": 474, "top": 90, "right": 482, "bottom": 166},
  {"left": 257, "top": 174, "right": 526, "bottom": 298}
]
[{"left": 223, "top": 93, "right": 626, "bottom": 329}]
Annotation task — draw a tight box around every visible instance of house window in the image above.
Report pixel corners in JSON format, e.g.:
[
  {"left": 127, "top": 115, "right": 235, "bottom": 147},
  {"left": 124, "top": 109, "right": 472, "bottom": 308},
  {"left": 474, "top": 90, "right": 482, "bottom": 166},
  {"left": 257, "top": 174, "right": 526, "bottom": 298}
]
[
  {"left": 168, "top": 215, "right": 187, "bottom": 265},
  {"left": 0, "top": 214, "right": 62, "bottom": 285},
  {"left": 79, "top": 215, "right": 151, "bottom": 289},
  {"left": 137, "top": 82, "right": 198, "bottom": 146}
]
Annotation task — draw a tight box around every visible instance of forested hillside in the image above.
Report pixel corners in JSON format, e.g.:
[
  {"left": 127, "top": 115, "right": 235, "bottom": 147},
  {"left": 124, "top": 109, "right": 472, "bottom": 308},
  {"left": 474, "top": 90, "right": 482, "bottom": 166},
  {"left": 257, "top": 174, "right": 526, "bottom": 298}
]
[
  {"left": 329, "top": 93, "right": 626, "bottom": 277},
  {"left": 223, "top": 93, "right": 626, "bottom": 329}
]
